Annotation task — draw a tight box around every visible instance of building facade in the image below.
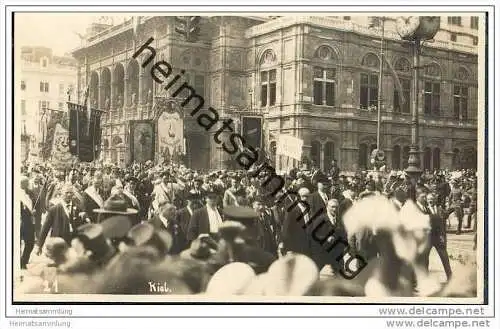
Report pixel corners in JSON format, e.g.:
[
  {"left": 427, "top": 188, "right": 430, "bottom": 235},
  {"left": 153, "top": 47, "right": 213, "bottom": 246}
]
[
  {"left": 17, "top": 46, "right": 77, "bottom": 158},
  {"left": 71, "top": 15, "right": 479, "bottom": 171}
]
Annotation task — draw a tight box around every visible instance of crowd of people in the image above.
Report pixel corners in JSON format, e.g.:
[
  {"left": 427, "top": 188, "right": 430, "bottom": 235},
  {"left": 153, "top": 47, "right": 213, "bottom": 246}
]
[{"left": 17, "top": 158, "right": 478, "bottom": 297}]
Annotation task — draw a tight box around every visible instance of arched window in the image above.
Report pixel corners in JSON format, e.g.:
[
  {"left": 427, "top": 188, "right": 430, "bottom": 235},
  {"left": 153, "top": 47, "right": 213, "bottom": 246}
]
[
  {"left": 423, "top": 63, "right": 442, "bottom": 117},
  {"left": 393, "top": 58, "right": 411, "bottom": 114},
  {"left": 113, "top": 63, "right": 125, "bottom": 114},
  {"left": 360, "top": 53, "right": 380, "bottom": 110},
  {"left": 324, "top": 141, "right": 335, "bottom": 171},
  {"left": 402, "top": 146, "right": 410, "bottom": 169},
  {"left": 358, "top": 143, "right": 368, "bottom": 169},
  {"left": 127, "top": 59, "right": 140, "bottom": 107},
  {"left": 259, "top": 49, "right": 277, "bottom": 108},
  {"left": 392, "top": 145, "right": 401, "bottom": 169},
  {"left": 452, "top": 148, "right": 461, "bottom": 169},
  {"left": 432, "top": 148, "right": 441, "bottom": 170},
  {"left": 423, "top": 147, "right": 432, "bottom": 170},
  {"left": 311, "top": 141, "right": 321, "bottom": 169},
  {"left": 313, "top": 46, "right": 337, "bottom": 106},
  {"left": 269, "top": 140, "right": 277, "bottom": 164}
]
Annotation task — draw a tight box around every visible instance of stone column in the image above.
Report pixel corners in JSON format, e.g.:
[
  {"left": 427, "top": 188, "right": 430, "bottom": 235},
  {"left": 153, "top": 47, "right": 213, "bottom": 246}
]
[
  {"left": 138, "top": 67, "right": 144, "bottom": 118},
  {"left": 123, "top": 74, "right": 129, "bottom": 119}
]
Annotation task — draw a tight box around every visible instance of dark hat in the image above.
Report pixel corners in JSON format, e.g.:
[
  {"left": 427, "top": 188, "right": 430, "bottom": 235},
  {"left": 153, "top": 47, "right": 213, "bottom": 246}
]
[
  {"left": 74, "top": 223, "right": 116, "bottom": 263},
  {"left": 94, "top": 195, "right": 139, "bottom": 216},
  {"left": 180, "top": 234, "right": 219, "bottom": 261},
  {"left": 205, "top": 190, "right": 218, "bottom": 199},
  {"left": 126, "top": 223, "right": 173, "bottom": 255},
  {"left": 222, "top": 206, "right": 258, "bottom": 225},
  {"left": 100, "top": 215, "right": 133, "bottom": 240}
]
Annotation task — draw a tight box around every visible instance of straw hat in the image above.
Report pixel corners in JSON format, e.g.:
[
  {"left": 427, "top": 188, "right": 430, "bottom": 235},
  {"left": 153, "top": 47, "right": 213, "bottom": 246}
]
[{"left": 205, "top": 262, "right": 256, "bottom": 295}]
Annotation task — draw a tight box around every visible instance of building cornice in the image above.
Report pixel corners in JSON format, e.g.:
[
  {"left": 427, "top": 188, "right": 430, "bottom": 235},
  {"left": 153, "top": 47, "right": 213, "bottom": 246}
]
[{"left": 245, "top": 16, "right": 478, "bottom": 55}]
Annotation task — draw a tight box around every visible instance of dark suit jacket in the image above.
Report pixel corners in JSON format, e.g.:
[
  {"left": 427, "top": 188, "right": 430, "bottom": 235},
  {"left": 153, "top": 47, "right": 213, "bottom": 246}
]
[
  {"left": 186, "top": 206, "right": 223, "bottom": 242},
  {"left": 21, "top": 201, "right": 35, "bottom": 242},
  {"left": 83, "top": 189, "right": 104, "bottom": 223},
  {"left": 150, "top": 214, "right": 188, "bottom": 254},
  {"left": 38, "top": 201, "right": 86, "bottom": 248},
  {"left": 428, "top": 205, "right": 447, "bottom": 246},
  {"left": 308, "top": 191, "right": 328, "bottom": 216},
  {"left": 176, "top": 207, "right": 194, "bottom": 239},
  {"left": 281, "top": 205, "right": 311, "bottom": 256},
  {"left": 308, "top": 212, "right": 348, "bottom": 270}
]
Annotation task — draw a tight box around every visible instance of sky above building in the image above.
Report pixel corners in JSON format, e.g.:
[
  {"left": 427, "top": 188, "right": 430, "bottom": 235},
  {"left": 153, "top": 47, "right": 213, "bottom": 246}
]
[{"left": 15, "top": 13, "right": 132, "bottom": 56}]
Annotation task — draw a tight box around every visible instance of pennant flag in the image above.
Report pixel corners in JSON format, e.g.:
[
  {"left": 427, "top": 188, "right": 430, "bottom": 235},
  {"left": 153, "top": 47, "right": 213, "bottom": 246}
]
[{"left": 68, "top": 102, "right": 102, "bottom": 162}]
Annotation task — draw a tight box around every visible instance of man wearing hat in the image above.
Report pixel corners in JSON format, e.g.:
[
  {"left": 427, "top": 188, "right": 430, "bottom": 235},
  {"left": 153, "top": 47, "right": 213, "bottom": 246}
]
[
  {"left": 36, "top": 184, "right": 87, "bottom": 255},
  {"left": 93, "top": 194, "right": 139, "bottom": 224},
  {"left": 187, "top": 191, "right": 224, "bottom": 242},
  {"left": 150, "top": 203, "right": 188, "bottom": 254},
  {"left": 308, "top": 174, "right": 331, "bottom": 216},
  {"left": 176, "top": 192, "right": 201, "bottom": 238},
  {"left": 220, "top": 207, "right": 277, "bottom": 274},
  {"left": 252, "top": 198, "right": 279, "bottom": 255}
]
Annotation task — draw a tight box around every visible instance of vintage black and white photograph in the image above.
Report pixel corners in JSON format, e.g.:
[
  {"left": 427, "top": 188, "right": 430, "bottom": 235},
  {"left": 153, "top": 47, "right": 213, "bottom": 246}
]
[{"left": 11, "top": 11, "right": 486, "bottom": 303}]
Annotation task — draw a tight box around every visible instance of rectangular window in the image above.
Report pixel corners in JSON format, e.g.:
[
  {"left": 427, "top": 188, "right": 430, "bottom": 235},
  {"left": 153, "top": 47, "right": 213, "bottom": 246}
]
[
  {"left": 260, "top": 69, "right": 277, "bottom": 107},
  {"left": 343, "top": 16, "right": 351, "bottom": 20},
  {"left": 453, "top": 86, "right": 468, "bottom": 120},
  {"left": 21, "top": 80, "right": 26, "bottom": 91},
  {"left": 470, "top": 16, "right": 479, "bottom": 29},
  {"left": 450, "top": 33, "right": 457, "bottom": 42},
  {"left": 424, "top": 82, "right": 441, "bottom": 116},
  {"left": 40, "top": 81, "right": 49, "bottom": 93},
  {"left": 21, "top": 100, "right": 26, "bottom": 115},
  {"left": 473, "top": 36, "right": 478, "bottom": 45},
  {"left": 360, "top": 73, "right": 378, "bottom": 110},
  {"left": 393, "top": 78, "right": 411, "bottom": 114},
  {"left": 313, "top": 67, "right": 336, "bottom": 106},
  {"left": 38, "top": 100, "right": 49, "bottom": 116},
  {"left": 448, "top": 16, "right": 462, "bottom": 26}
]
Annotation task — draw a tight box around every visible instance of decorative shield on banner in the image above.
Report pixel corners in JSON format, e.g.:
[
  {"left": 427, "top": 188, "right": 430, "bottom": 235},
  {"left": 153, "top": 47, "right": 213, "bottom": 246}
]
[
  {"left": 155, "top": 100, "right": 184, "bottom": 163},
  {"left": 129, "top": 120, "right": 155, "bottom": 164}
]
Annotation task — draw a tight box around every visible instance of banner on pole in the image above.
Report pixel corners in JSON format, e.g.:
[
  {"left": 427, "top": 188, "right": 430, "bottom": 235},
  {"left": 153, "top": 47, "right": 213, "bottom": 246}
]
[
  {"left": 51, "top": 123, "right": 73, "bottom": 169},
  {"left": 68, "top": 102, "right": 102, "bottom": 162},
  {"left": 276, "top": 134, "right": 303, "bottom": 161}
]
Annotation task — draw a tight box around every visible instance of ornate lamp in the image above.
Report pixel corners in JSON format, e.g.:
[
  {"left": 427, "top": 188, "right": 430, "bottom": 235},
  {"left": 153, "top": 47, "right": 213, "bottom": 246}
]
[{"left": 396, "top": 16, "right": 440, "bottom": 198}]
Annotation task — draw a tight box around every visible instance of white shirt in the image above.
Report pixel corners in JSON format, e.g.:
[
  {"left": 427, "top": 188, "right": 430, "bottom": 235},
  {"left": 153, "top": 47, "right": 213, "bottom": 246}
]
[
  {"left": 298, "top": 203, "right": 310, "bottom": 224},
  {"left": 319, "top": 191, "right": 328, "bottom": 204},
  {"left": 206, "top": 206, "right": 223, "bottom": 233}
]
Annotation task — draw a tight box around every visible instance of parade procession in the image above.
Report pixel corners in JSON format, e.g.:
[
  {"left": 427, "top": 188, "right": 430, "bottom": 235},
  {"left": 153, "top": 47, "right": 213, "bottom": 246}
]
[{"left": 15, "top": 14, "right": 480, "bottom": 299}]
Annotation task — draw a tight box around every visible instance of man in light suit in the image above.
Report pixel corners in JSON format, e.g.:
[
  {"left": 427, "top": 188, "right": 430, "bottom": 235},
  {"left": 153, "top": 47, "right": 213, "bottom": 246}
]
[
  {"left": 187, "top": 192, "right": 224, "bottom": 242},
  {"left": 83, "top": 173, "right": 105, "bottom": 223}
]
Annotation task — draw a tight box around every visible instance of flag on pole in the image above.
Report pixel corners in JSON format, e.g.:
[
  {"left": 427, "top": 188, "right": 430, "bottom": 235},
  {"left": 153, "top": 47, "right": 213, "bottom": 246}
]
[{"left": 68, "top": 102, "right": 102, "bottom": 162}]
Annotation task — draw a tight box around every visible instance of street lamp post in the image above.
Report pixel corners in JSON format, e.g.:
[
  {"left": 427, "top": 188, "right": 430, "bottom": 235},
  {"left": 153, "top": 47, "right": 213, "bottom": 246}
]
[{"left": 405, "top": 39, "right": 423, "bottom": 200}]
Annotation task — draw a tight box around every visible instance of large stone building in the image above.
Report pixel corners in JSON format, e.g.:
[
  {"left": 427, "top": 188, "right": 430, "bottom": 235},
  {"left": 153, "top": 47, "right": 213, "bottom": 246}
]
[
  {"left": 17, "top": 46, "right": 77, "bottom": 159},
  {"left": 71, "top": 15, "right": 479, "bottom": 171}
]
